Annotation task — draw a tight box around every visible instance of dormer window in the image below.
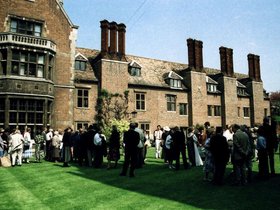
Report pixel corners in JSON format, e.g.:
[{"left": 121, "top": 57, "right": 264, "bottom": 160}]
[
  {"left": 170, "top": 79, "right": 181, "bottom": 88},
  {"left": 206, "top": 76, "right": 219, "bottom": 93},
  {"left": 237, "top": 88, "right": 246, "bottom": 95},
  {"left": 164, "top": 71, "right": 183, "bottom": 89},
  {"left": 130, "top": 67, "right": 141, "bottom": 76},
  {"left": 207, "top": 84, "right": 217, "bottom": 92},
  {"left": 129, "top": 61, "right": 141, "bottom": 77},
  {"left": 10, "top": 17, "right": 42, "bottom": 37},
  {"left": 236, "top": 81, "right": 249, "bottom": 96},
  {"left": 75, "top": 60, "right": 87, "bottom": 71},
  {"left": 75, "top": 53, "right": 88, "bottom": 71}
]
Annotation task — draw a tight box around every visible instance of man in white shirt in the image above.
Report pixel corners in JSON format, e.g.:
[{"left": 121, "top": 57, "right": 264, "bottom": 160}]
[{"left": 154, "top": 125, "right": 163, "bottom": 159}]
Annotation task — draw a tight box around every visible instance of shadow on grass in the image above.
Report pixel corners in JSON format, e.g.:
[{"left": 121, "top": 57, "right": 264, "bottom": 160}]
[{"left": 66, "top": 155, "right": 280, "bottom": 210}]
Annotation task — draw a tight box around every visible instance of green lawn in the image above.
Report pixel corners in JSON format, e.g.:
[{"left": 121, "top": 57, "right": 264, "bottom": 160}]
[{"left": 0, "top": 149, "right": 279, "bottom": 210}]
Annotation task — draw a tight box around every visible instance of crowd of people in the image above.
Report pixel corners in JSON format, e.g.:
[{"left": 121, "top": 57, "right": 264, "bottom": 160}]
[{"left": 0, "top": 117, "right": 279, "bottom": 185}]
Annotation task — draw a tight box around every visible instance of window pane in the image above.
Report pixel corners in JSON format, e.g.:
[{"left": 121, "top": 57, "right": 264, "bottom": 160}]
[
  {"left": 11, "top": 63, "right": 19, "bottom": 75},
  {"left": 29, "top": 64, "right": 36, "bottom": 76},
  {"left": 38, "top": 55, "right": 44, "bottom": 64},
  {"left": 78, "top": 90, "right": 83, "bottom": 96},
  {"left": 10, "top": 99, "right": 17, "bottom": 110},
  {"left": 18, "top": 112, "right": 25, "bottom": 123},
  {"left": 9, "top": 112, "right": 17, "bottom": 123},
  {"left": 19, "top": 101, "right": 26, "bottom": 111},
  {"left": 78, "top": 98, "right": 83, "bottom": 107},
  {"left": 36, "top": 113, "right": 43, "bottom": 123},
  {"left": 37, "top": 65, "right": 44, "bottom": 77},
  {"left": 20, "top": 63, "right": 27, "bottom": 75},
  {"left": 27, "top": 113, "right": 35, "bottom": 123},
  {"left": 12, "top": 51, "right": 20, "bottom": 60},
  {"left": 29, "top": 53, "right": 36, "bottom": 62},
  {"left": 10, "top": 20, "right": 17, "bottom": 32},
  {"left": 20, "top": 53, "right": 27, "bottom": 62}
]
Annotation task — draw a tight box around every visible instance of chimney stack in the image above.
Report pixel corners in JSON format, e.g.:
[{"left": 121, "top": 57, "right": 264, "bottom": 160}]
[
  {"left": 248, "top": 54, "right": 261, "bottom": 82},
  {"left": 117, "top": 23, "right": 126, "bottom": 58},
  {"left": 109, "top": 22, "right": 118, "bottom": 55},
  {"left": 187, "top": 38, "right": 203, "bottom": 70},
  {"left": 100, "top": 20, "right": 126, "bottom": 60},
  {"left": 100, "top": 20, "right": 109, "bottom": 55},
  {"left": 219, "top": 47, "right": 234, "bottom": 77}
]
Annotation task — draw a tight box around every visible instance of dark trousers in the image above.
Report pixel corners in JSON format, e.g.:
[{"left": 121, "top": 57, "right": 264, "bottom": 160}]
[
  {"left": 213, "top": 161, "right": 226, "bottom": 185},
  {"left": 233, "top": 158, "right": 246, "bottom": 184},
  {"left": 121, "top": 150, "right": 137, "bottom": 176},
  {"left": 136, "top": 147, "right": 144, "bottom": 168},
  {"left": 174, "top": 147, "right": 188, "bottom": 170},
  {"left": 267, "top": 150, "right": 275, "bottom": 175},
  {"left": 258, "top": 149, "right": 269, "bottom": 179},
  {"left": 94, "top": 147, "right": 103, "bottom": 168}
]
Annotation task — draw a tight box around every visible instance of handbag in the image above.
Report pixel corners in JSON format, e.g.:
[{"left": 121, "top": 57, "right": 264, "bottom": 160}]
[
  {"left": 0, "top": 156, "right": 11, "bottom": 167},
  {"left": 137, "top": 139, "right": 144, "bottom": 148}
]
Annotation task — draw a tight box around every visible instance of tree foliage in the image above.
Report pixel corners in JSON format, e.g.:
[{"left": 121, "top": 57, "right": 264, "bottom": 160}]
[{"left": 95, "top": 89, "right": 130, "bottom": 137}]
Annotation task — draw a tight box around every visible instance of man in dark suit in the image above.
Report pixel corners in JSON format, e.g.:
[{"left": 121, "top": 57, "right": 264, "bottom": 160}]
[
  {"left": 172, "top": 126, "right": 189, "bottom": 170},
  {"left": 120, "top": 123, "right": 140, "bottom": 177},
  {"left": 232, "top": 124, "right": 249, "bottom": 185},
  {"left": 210, "top": 127, "right": 229, "bottom": 185}
]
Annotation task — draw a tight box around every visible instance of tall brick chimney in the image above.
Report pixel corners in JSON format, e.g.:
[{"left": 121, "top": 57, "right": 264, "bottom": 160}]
[
  {"left": 117, "top": 23, "right": 126, "bottom": 57},
  {"left": 248, "top": 54, "right": 261, "bottom": 82},
  {"left": 100, "top": 20, "right": 109, "bottom": 56},
  {"left": 187, "top": 38, "right": 203, "bottom": 70},
  {"left": 219, "top": 47, "right": 234, "bottom": 77},
  {"left": 109, "top": 21, "right": 118, "bottom": 55}
]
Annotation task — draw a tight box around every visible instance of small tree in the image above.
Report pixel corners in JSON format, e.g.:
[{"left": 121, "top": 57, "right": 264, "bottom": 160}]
[{"left": 95, "top": 89, "right": 130, "bottom": 138}]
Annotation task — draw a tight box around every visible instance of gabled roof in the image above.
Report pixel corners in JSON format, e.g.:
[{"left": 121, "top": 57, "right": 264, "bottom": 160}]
[
  {"left": 75, "top": 52, "right": 88, "bottom": 61},
  {"left": 206, "top": 76, "right": 218, "bottom": 84},
  {"left": 163, "top": 71, "right": 183, "bottom": 80},
  {"left": 129, "top": 61, "right": 142, "bottom": 68},
  {"left": 74, "top": 48, "right": 99, "bottom": 82},
  {"left": 55, "top": 0, "right": 78, "bottom": 29},
  {"left": 236, "top": 81, "right": 246, "bottom": 88}
]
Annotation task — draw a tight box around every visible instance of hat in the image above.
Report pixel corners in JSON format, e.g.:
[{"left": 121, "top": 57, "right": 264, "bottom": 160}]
[
  {"left": 54, "top": 131, "right": 59, "bottom": 135},
  {"left": 0, "top": 128, "right": 4, "bottom": 133},
  {"left": 163, "top": 126, "right": 170, "bottom": 132}
]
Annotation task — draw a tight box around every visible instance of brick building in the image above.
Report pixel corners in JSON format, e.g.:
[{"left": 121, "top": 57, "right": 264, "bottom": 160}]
[{"left": 0, "top": 0, "right": 270, "bottom": 135}]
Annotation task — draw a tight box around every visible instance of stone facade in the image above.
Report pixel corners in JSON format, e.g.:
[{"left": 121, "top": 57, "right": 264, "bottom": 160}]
[{"left": 0, "top": 1, "right": 271, "bottom": 135}]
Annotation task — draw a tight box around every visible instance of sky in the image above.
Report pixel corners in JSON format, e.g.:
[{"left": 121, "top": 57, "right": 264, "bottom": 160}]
[{"left": 63, "top": 0, "right": 280, "bottom": 92}]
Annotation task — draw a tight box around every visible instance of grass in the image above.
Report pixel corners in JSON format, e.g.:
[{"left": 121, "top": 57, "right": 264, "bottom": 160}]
[{"left": 0, "top": 149, "right": 280, "bottom": 210}]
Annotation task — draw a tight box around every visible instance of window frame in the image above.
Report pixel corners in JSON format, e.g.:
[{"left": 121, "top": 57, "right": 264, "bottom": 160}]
[
  {"left": 77, "top": 89, "right": 89, "bottom": 108},
  {"left": 166, "top": 95, "right": 176, "bottom": 112},
  {"left": 10, "top": 18, "right": 43, "bottom": 37},
  {"left": 135, "top": 92, "right": 146, "bottom": 111},
  {"left": 11, "top": 50, "right": 45, "bottom": 78},
  {"left": 75, "top": 60, "right": 87, "bottom": 71},
  {"left": 243, "top": 107, "right": 250, "bottom": 118},
  {"left": 179, "top": 103, "right": 188, "bottom": 115}
]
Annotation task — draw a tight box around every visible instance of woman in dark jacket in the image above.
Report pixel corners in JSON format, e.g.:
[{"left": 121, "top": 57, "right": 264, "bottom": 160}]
[
  {"left": 107, "top": 125, "right": 120, "bottom": 169},
  {"left": 62, "top": 127, "right": 73, "bottom": 167}
]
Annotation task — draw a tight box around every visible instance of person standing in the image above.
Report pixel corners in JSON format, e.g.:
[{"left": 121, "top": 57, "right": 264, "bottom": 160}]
[
  {"left": 10, "top": 128, "right": 24, "bottom": 167},
  {"left": 34, "top": 129, "right": 44, "bottom": 163},
  {"left": 135, "top": 122, "right": 145, "bottom": 168},
  {"left": 0, "top": 128, "right": 7, "bottom": 157},
  {"left": 263, "top": 117, "right": 277, "bottom": 177},
  {"left": 62, "top": 127, "right": 73, "bottom": 167},
  {"left": 120, "top": 123, "right": 140, "bottom": 177},
  {"left": 231, "top": 124, "right": 249, "bottom": 186},
  {"left": 256, "top": 126, "right": 269, "bottom": 180},
  {"left": 172, "top": 126, "right": 189, "bottom": 170},
  {"left": 210, "top": 127, "right": 229, "bottom": 185},
  {"left": 107, "top": 125, "right": 120, "bottom": 169},
  {"left": 22, "top": 127, "right": 32, "bottom": 163},
  {"left": 52, "top": 131, "right": 61, "bottom": 162},
  {"left": 154, "top": 125, "right": 163, "bottom": 159}
]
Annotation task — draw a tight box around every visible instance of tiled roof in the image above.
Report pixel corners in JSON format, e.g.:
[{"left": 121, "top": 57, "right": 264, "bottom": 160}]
[
  {"left": 74, "top": 48, "right": 99, "bottom": 83},
  {"left": 75, "top": 47, "right": 250, "bottom": 88}
]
